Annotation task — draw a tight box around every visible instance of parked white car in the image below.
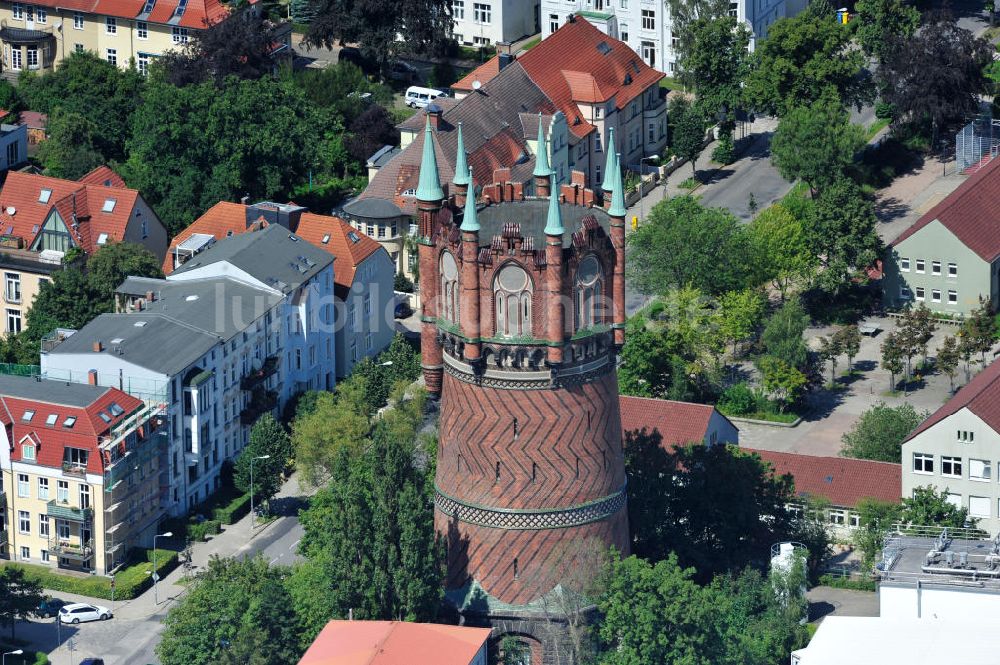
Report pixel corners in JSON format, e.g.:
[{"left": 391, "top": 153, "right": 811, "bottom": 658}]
[{"left": 59, "top": 603, "right": 112, "bottom": 624}]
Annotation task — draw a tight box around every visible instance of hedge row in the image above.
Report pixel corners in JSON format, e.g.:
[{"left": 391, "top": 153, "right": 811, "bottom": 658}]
[
  {"left": 3, "top": 548, "right": 179, "bottom": 601},
  {"left": 212, "top": 493, "right": 250, "bottom": 525},
  {"left": 817, "top": 573, "right": 877, "bottom": 593},
  {"left": 188, "top": 519, "right": 222, "bottom": 542}
]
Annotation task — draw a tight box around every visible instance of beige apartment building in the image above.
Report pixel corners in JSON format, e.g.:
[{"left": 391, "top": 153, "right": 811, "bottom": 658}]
[
  {"left": 0, "top": 0, "right": 289, "bottom": 78},
  {"left": 0, "top": 376, "right": 166, "bottom": 574}
]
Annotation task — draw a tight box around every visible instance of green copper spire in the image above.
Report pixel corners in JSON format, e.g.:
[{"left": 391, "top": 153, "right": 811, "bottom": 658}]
[
  {"left": 601, "top": 127, "right": 618, "bottom": 192},
  {"left": 453, "top": 122, "right": 470, "bottom": 186},
  {"left": 533, "top": 114, "right": 551, "bottom": 178},
  {"left": 608, "top": 152, "right": 626, "bottom": 218},
  {"left": 459, "top": 168, "right": 479, "bottom": 233},
  {"left": 416, "top": 116, "right": 445, "bottom": 202},
  {"left": 544, "top": 173, "right": 564, "bottom": 236}
]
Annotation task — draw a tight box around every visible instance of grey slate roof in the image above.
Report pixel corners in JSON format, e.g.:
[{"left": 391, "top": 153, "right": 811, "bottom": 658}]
[
  {"left": 170, "top": 224, "right": 333, "bottom": 294},
  {"left": 341, "top": 197, "right": 405, "bottom": 220},
  {"left": 477, "top": 198, "right": 611, "bottom": 248},
  {"left": 0, "top": 374, "right": 109, "bottom": 407}
]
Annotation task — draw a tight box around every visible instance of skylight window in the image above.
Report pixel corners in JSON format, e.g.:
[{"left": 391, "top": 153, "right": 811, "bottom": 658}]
[
  {"left": 97, "top": 233, "right": 109, "bottom": 245},
  {"left": 321, "top": 234, "right": 330, "bottom": 244},
  {"left": 102, "top": 198, "right": 116, "bottom": 213},
  {"left": 348, "top": 231, "right": 361, "bottom": 243},
  {"left": 38, "top": 188, "right": 51, "bottom": 203},
  {"left": 63, "top": 416, "right": 77, "bottom": 428},
  {"left": 99, "top": 412, "right": 112, "bottom": 423},
  {"left": 109, "top": 402, "right": 125, "bottom": 417},
  {"left": 45, "top": 413, "right": 58, "bottom": 426},
  {"left": 22, "top": 409, "right": 34, "bottom": 422}
]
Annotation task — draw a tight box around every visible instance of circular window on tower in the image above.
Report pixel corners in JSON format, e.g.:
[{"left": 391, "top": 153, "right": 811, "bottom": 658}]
[
  {"left": 441, "top": 251, "right": 459, "bottom": 281},
  {"left": 494, "top": 263, "right": 532, "bottom": 338},
  {"left": 497, "top": 263, "right": 529, "bottom": 292},
  {"left": 576, "top": 255, "right": 601, "bottom": 286}
]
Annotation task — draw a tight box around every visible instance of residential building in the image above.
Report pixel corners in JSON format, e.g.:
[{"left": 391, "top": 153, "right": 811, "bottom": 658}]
[
  {"left": 163, "top": 200, "right": 394, "bottom": 378},
  {"left": 0, "top": 166, "right": 168, "bottom": 337},
  {"left": 299, "top": 621, "right": 491, "bottom": 665},
  {"left": 0, "top": 0, "right": 290, "bottom": 78},
  {"left": 0, "top": 375, "right": 166, "bottom": 575},
  {"left": 749, "top": 448, "right": 901, "bottom": 537},
  {"left": 900, "top": 358, "right": 1000, "bottom": 533},
  {"left": 0, "top": 122, "right": 26, "bottom": 170},
  {"left": 450, "top": 0, "right": 539, "bottom": 48},
  {"left": 538, "top": 1, "right": 789, "bottom": 75},
  {"left": 418, "top": 107, "right": 630, "bottom": 661},
  {"left": 354, "top": 17, "right": 665, "bottom": 281},
  {"left": 619, "top": 395, "right": 739, "bottom": 447},
  {"left": 40, "top": 224, "right": 335, "bottom": 515},
  {"left": 883, "top": 155, "right": 1000, "bottom": 316}
]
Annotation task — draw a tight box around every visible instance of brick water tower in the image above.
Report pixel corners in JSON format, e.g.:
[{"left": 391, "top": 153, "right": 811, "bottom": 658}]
[{"left": 414, "top": 117, "right": 630, "bottom": 662}]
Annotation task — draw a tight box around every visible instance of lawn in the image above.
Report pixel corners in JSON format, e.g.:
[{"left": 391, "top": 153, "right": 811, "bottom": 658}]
[
  {"left": 864, "top": 117, "right": 891, "bottom": 142},
  {"left": 659, "top": 77, "right": 685, "bottom": 92},
  {"left": 519, "top": 36, "right": 541, "bottom": 51}
]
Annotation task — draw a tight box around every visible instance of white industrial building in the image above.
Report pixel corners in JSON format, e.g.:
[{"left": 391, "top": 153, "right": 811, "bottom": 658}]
[{"left": 40, "top": 225, "right": 337, "bottom": 515}]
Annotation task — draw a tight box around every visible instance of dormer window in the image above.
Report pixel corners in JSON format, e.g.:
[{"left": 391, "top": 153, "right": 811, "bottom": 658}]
[
  {"left": 22, "top": 442, "right": 35, "bottom": 461},
  {"left": 38, "top": 188, "right": 51, "bottom": 203},
  {"left": 102, "top": 198, "right": 116, "bottom": 212}
]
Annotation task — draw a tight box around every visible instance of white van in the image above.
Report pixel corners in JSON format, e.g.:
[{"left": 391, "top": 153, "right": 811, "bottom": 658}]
[{"left": 405, "top": 86, "right": 447, "bottom": 109}]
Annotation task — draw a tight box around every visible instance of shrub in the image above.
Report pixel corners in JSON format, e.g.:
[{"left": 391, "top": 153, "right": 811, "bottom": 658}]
[
  {"left": 817, "top": 573, "right": 877, "bottom": 592},
  {"left": 212, "top": 493, "right": 251, "bottom": 524},
  {"left": 711, "top": 133, "right": 735, "bottom": 164},
  {"left": 874, "top": 101, "right": 895, "bottom": 120},
  {"left": 718, "top": 382, "right": 758, "bottom": 416},
  {"left": 188, "top": 519, "right": 222, "bottom": 542}
]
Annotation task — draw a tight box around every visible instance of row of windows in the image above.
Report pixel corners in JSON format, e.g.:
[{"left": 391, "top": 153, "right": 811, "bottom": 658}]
[
  {"left": 899, "top": 286, "right": 958, "bottom": 304},
  {"left": 9, "top": 6, "right": 184, "bottom": 42},
  {"left": 923, "top": 490, "right": 1000, "bottom": 520},
  {"left": 14, "top": 474, "right": 91, "bottom": 504},
  {"left": 13, "top": 509, "right": 86, "bottom": 540},
  {"left": 899, "top": 257, "right": 958, "bottom": 277},
  {"left": 451, "top": 1, "right": 491, "bottom": 23},
  {"left": 913, "top": 453, "right": 996, "bottom": 481}
]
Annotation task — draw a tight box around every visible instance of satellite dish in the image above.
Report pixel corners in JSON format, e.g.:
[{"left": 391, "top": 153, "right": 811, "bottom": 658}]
[
  {"left": 472, "top": 80, "right": 482, "bottom": 90},
  {"left": 5, "top": 207, "right": 14, "bottom": 215}
]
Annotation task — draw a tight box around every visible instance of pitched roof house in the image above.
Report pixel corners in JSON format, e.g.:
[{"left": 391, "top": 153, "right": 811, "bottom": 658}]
[
  {"left": 298, "top": 621, "right": 491, "bottom": 665},
  {"left": 619, "top": 395, "right": 739, "bottom": 447},
  {"left": 882, "top": 155, "right": 1000, "bottom": 316}
]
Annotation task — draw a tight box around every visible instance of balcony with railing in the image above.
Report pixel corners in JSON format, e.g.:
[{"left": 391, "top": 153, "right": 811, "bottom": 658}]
[
  {"left": 241, "top": 355, "right": 280, "bottom": 390},
  {"left": 241, "top": 388, "right": 278, "bottom": 425},
  {"left": 0, "top": 528, "right": 7, "bottom": 548},
  {"left": 48, "top": 537, "right": 93, "bottom": 560},
  {"left": 47, "top": 500, "right": 93, "bottom": 523},
  {"left": 61, "top": 461, "right": 87, "bottom": 477}
]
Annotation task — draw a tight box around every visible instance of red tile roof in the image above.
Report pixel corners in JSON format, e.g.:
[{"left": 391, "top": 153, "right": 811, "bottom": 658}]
[
  {"left": 517, "top": 18, "right": 663, "bottom": 139},
  {"left": 906, "top": 358, "right": 1000, "bottom": 441},
  {"left": 890, "top": 155, "right": 1000, "bottom": 261},
  {"left": 747, "top": 448, "right": 901, "bottom": 508},
  {"left": 619, "top": 395, "right": 731, "bottom": 446},
  {"left": 7, "top": 387, "right": 143, "bottom": 475},
  {"left": 298, "top": 620, "right": 491, "bottom": 665},
  {"left": 78, "top": 166, "right": 126, "bottom": 189},
  {"left": 453, "top": 56, "right": 503, "bottom": 93},
  {"left": 29, "top": 0, "right": 228, "bottom": 26},
  {"left": 164, "top": 202, "right": 384, "bottom": 289}
]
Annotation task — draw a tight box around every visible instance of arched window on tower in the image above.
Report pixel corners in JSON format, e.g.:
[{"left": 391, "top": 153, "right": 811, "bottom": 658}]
[
  {"left": 440, "top": 251, "right": 460, "bottom": 326},
  {"left": 575, "top": 255, "right": 604, "bottom": 330},
  {"left": 494, "top": 263, "right": 532, "bottom": 338}
]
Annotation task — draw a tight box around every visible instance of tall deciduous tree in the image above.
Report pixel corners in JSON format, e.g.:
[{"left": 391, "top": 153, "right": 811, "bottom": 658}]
[
  {"left": 718, "top": 288, "right": 767, "bottom": 355},
  {"left": 235, "top": 414, "right": 292, "bottom": 508},
  {"left": 757, "top": 356, "right": 808, "bottom": 412},
  {"left": 835, "top": 324, "right": 862, "bottom": 374},
  {"left": 840, "top": 402, "right": 927, "bottom": 463},
  {"left": 671, "top": 100, "right": 708, "bottom": 178},
  {"left": 744, "top": 4, "right": 873, "bottom": 116},
  {"left": 761, "top": 298, "right": 810, "bottom": 372},
  {"left": 881, "top": 330, "right": 905, "bottom": 390},
  {"left": 806, "top": 178, "right": 882, "bottom": 296},
  {"left": 746, "top": 204, "right": 815, "bottom": 299},
  {"left": 901, "top": 486, "right": 975, "bottom": 530},
  {"left": 37, "top": 109, "right": 103, "bottom": 180},
  {"left": 879, "top": 10, "right": 992, "bottom": 140},
  {"left": 678, "top": 15, "right": 750, "bottom": 119},
  {"left": 303, "top": 0, "right": 452, "bottom": 77},
  {"left": 0, "top": 566, "right": 44, "bottom": 639},
  {"left": 854, "top": 0, "right": 920, "bottom": 64},
  {"left": 85, "top": 241, "right": 163, "bottom": 310},
  {"left": 292, "top": 378, "right": 370, "bottom": 487},
  {"left": 665, "top": 0, "right": 731, "bottom": 65},
  {"left": 770, "top": 96, "right": 866, "bottom": 193},
  {"left": 158, "top": 13, "right": 278, "bottom": 87},
  {"left": 157, "top": 556, "right": 302, "bottom": 665},
  {"left": 628, "top": 196, "right": 753, "bottom": 296},
  {"left": 936, "top": 334, "right": 960, "bottom": 393}
]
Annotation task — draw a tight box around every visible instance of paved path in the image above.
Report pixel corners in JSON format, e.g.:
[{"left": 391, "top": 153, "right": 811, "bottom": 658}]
[
  {"left": 15, "top": 473, "right": 311, "bottom": 665},
  {"left": 807, "top": 586, "right": 880, "bottom": 624}
]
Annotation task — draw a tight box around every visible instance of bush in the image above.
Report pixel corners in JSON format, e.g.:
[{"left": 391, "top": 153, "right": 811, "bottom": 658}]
[
  {"left": 874, "top": 101, "right": 895, "bottom": 120},
  {"left": 394, "top": 272, "right": 414, "bottom": 293},
  {"left": 0, "top": 645, "right": 48, "bottom": 665},
  {"left": 212, "top": 493, "right": 251, "bottom": 524},
  {"left": 817, "top": 573, "right": 877, "bottom": 592},
  {"left": 188, "top": 519, "right": 222, "bottom": 542},
  {"left": 717, "top": 382, "right": 758, "bottom": 416},
  {"left": 0, "top": 548, "right": 178, "bottom": 601},
  {"left": 711, "top": 133, "right": 735, "bottom": 164}
]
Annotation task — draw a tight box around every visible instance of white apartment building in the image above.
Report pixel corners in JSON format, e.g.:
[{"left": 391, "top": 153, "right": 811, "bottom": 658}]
[
  {"left": 451, "top": 0, "right": 540, "bottom": 47},
  {"left": 40, "top": 225, "right": 336, "bottom": 515},
  {"left": 539, "top": 0, "right": 789, "bottom": 74}
]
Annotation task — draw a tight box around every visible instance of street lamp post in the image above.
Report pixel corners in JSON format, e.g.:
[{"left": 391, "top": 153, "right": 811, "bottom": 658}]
[
  {"left": 152, "top": 531, "right": 173, "bottom": 606},
  {"left": 3, "top": 650, "right": 23, "bottom": 665},
  {"left": 638, "top": 154, "right": 660, "bottom": 225},
  {"left": 249, "top": 455, "right": 271, "bottom": 530}
]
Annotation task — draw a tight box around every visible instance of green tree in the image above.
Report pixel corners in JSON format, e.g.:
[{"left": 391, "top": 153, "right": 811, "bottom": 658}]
[
  {"left": 665, "top": 0, "right": 731, "bottom": 65},
  {"left": 157, "top": 556, "right": 302, "bottom": 665},
  {"left": 817, "top": 333, "right": 844, "bottom": 385},
  {"left": 0, "top": 566, "right": 44, "bottom": 639},
  {"left": 36, "top": 109, "right": 103, "bottom": 180},
  {"left": 760, "top": 298, "right": 810, "bottom": 371},
  {"left": 303, "top": 0, "right": 452, "bottom": 77},
  {"left": 770, "top": 96, "right": 866, "bottom": 194},
  {"left": 351, "top": 334, "right": 422, "bottom": 413},
  {"left": 746, "top": 204, "right": 815, "bottom": 299},
  {"left": 235, "top": 414, "right": 292, "bottom": 508},
  {"left": 936, "top": 334, "right": 961, "bottom": 393},
  {"left": 292, "top": 379, "right": 370, "bottom": 487},
  {"left": 855, "top": 498, "right": 902, "bottom": 572},
  {"left": 744, "top": 4, "right": 873, "bottom": 116},
  {"left": 628, "top": 196, "right": 753, "bottom": 296},
  {"left": 123, "top": 76, "right": 322, "bottom": 236},
  {"left": 806, "top": 178, "right": 882, "bottom": 296},
  {"left": 624, "top": 432, "right": 797, "bottom": 578},
  {"left": 835, "top": 324, "right": 862, "bottom": 375},
  {"left": 718, "top": 288, "right": 767, "bottom": 355},
  {"left": 901, "top": 486, "right": 975, "bottom": 530},
  {"left": 881, "top": 330, "right": 905, "bottom": 391},
  {"left": 158, "top": 12, "right": 279, "bottom": 87},
  {"left": 756, "top": 356, "right": 807, "bottom": 412},
  {"left": 0, "top": 80, "right": 23, "bottom": 114},
  {"left": 287, "top": 62, "right": 394, "bottom": 126},
  {"left": 671, "top": 100, "right": 708, "bottom": 178},
  {"left": 85, "top": 241, "right": 163, "bottom": 311},
  {"left": 840, "top": 402, "right": 927, "bottom": 463},
  {"left": 678, "top": 15, "right": 750, "bottom": 120},
  {"left": 19, "top": 51, "right": 144, "bottom": 163},
  {"left": 854, "top": 0, "right": 920, "bottom": 64},
  {"left": 960, "top": 297, "right": 996, "bottom": 363}
]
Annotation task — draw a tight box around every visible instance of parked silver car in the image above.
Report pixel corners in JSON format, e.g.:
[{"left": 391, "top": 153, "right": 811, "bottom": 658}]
[{"left": 59, "top": 603, "right": 112, "bottom": 624}]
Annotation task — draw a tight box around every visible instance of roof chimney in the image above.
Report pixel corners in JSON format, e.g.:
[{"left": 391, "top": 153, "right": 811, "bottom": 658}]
[
  {"left": 426, "top": 103, "right": 443, "bottom": 130},
  {"left": 498, "top": 53, "right": 514, "bottom": 71},
  {"left": 87, "top": 369, "right": 98, "bottom": 385},
  {"left": 93, "top": 340, "right": 103, "bottom": 353},
  {"left": 496, "top": 41, "right": 513, "bottom": 56}
]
